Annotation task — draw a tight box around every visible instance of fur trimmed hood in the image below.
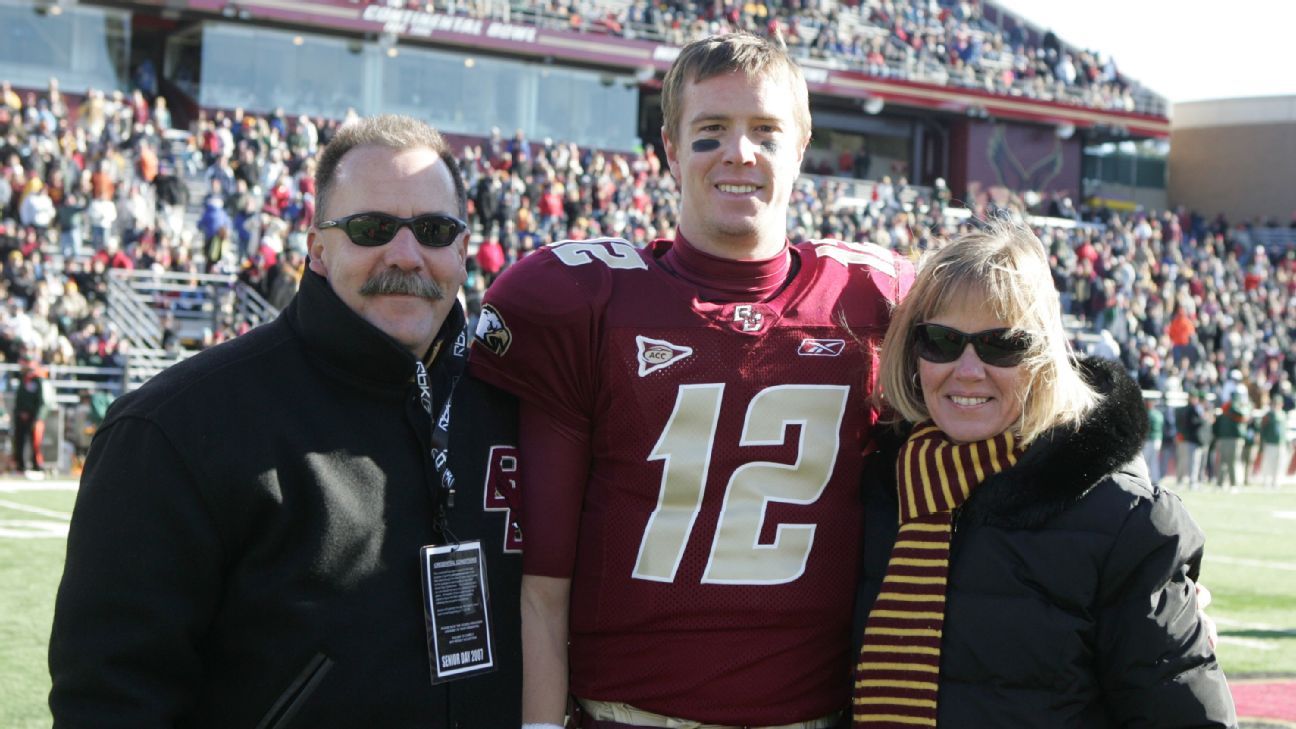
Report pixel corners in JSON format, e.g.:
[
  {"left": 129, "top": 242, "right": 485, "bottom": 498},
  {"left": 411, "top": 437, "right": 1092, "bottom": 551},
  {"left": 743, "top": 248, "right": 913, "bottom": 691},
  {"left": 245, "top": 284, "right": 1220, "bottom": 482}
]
[{"left": 871, "top": 356, "right": 1149, "bottom": 530}]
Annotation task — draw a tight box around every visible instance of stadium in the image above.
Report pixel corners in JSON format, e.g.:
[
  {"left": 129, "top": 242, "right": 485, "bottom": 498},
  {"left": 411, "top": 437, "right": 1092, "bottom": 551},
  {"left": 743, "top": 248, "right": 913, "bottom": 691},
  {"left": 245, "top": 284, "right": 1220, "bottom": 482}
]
[{"left": 1, "top": 0, "right": 1294, "bottom": 726}]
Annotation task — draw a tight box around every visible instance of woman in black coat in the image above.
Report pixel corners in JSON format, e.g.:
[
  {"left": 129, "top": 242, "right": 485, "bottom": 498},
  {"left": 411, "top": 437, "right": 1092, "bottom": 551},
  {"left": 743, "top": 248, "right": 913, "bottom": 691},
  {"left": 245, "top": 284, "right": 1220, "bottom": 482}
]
[{"left": 852, "top": 223, "right": 1235, "bottom": 728}]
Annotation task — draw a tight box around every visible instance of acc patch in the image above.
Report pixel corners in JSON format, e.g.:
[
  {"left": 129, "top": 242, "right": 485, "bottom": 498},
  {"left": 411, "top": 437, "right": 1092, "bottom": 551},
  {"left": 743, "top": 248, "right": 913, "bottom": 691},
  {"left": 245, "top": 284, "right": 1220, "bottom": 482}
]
[
  {"left": 474, "top": 304, "right": 512, "bottom": 356},
  {"left": 635, "top": 335, "right": 693, "bottom": 376}
]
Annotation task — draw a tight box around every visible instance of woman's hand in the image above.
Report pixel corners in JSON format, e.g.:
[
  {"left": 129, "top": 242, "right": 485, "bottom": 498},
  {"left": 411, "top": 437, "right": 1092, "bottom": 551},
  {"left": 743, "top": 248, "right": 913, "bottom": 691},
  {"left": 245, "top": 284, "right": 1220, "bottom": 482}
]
[{"left": 1197, "top": 582, "right": 1218, "bottom": 650}]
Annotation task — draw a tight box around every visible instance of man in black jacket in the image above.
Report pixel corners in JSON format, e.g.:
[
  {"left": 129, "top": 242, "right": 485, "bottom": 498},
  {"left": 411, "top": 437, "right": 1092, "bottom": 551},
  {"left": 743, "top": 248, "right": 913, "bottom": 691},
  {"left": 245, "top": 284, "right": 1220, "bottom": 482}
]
[
  {"left": 1177, "top": 389, "right": 1213, "bottom": 489},
  {"left": 49, "top": 115, "right": 522, "bottom": 728},
  {"left": 12, "top": 349, "right": 50, "bottom": 478}
]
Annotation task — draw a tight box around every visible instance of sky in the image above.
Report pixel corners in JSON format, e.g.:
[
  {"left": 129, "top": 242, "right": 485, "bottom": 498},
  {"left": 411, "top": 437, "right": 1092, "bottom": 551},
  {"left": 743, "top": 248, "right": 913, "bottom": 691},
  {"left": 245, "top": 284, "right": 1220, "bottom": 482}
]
[{"left": 990, "top": 0, "right": 1296, "bottom": 104}]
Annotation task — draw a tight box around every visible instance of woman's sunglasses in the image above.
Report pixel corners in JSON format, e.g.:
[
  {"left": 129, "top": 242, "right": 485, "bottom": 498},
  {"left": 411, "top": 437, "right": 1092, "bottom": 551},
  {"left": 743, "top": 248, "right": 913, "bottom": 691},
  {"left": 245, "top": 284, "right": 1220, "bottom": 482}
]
[
  {"left": 914, "top": 323, "right": 1032, "bottom": 367},
  {"left": 317, "top": 212, "right": 466, "bottom": 248}
]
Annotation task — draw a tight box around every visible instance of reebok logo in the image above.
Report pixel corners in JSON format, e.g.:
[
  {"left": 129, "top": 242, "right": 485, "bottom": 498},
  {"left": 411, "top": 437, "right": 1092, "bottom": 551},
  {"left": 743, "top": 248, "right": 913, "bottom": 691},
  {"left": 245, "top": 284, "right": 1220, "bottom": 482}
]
[
  {"left": 798, "top": 338, "right": 846, "bottom": 357},
  {"left": 636, "top": 336, "right": 693, "bottom": 376}
]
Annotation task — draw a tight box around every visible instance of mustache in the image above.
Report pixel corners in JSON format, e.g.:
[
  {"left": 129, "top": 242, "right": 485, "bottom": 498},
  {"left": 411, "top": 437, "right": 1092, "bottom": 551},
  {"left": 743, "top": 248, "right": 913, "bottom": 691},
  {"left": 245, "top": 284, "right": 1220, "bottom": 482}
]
[{"left": 358, "top": 269, "right": 444, "bottom": 300}]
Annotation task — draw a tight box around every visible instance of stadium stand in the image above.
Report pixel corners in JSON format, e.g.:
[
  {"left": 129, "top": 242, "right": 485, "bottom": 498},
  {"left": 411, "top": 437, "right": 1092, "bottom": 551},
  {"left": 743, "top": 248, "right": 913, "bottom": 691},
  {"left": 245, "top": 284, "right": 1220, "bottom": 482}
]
[{"left": 397, "top": 0, "right": 1166, "bottom": 115}]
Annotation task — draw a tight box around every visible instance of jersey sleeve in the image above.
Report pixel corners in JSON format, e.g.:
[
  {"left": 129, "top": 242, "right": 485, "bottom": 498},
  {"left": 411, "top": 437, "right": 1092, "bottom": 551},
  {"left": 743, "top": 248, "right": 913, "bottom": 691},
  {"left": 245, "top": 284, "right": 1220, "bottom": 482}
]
[
  {"left": 469, "top": 240, "right": 644, "bottom": 578},
  {"left": 517, "top": 400, "right": 591, "bottom": 578},
  {"left": 468, "top": 243, "right": 616, "bottom": 431},
  {"left": 802, "top": 238, "right": 915, "bottom": 315},
  {"left": 835, "top": 238, "right": 915, "bottom": 307}
]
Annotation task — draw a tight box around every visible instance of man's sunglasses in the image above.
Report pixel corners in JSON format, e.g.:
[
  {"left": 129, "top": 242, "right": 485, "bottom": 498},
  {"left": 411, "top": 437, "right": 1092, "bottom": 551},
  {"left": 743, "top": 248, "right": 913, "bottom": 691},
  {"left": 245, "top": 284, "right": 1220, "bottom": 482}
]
[
  {"left": 317, "top": 212, "right": 466, "bottom": 248},
  {"left": 914, "top": 323, "right": 1033, "bottom": 367}
]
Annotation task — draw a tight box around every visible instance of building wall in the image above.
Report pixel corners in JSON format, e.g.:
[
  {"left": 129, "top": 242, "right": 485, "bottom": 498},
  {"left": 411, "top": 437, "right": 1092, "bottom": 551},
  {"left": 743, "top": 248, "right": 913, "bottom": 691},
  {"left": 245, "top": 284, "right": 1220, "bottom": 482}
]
[{"left": 1169, "top": 97, "right": 1296, "bottom": 222}]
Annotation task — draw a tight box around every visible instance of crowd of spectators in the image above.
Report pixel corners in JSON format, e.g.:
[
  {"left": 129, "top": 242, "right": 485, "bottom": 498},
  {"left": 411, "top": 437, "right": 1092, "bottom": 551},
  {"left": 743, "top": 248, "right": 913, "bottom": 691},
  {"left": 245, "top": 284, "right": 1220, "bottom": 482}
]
[
  {"left": 2, "top": 75, "right": 1293, "bottom": 480},
  {"left": 1050, "top": 207, "right": 1296, "bottom": 488},
  {"left": 400, "top": 0, "right": 1161, "bottom": 114},
  {"left": 0, "top": 79, "right": 323, "bottom": 376}
]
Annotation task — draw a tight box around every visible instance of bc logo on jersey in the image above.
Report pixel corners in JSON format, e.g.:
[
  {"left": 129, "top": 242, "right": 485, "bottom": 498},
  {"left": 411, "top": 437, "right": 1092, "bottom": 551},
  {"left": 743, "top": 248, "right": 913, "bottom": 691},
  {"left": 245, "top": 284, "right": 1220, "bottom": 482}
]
[
  {"left": 733, "top": 305, "right": 764, "bottom": 332},
  {"left": 798, "top": 339, "right": 846, "bottom": 357},
  {"left": 475, "top": 304, "right": 512, "bottom": 356}
]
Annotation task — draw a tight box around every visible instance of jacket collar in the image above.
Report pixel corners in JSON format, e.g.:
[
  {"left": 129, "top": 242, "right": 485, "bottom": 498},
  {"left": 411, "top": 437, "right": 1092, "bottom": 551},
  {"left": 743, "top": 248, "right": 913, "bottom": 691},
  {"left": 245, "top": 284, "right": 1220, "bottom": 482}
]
[{"left": 287, "top": 267, "right": 465, "bottom": 387}]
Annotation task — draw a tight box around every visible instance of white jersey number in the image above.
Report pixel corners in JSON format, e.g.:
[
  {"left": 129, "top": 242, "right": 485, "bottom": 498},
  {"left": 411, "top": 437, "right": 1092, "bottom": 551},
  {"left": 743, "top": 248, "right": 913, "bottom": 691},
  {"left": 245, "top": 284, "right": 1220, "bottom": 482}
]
[
  {"left": 550, "top": 240, "right": 647, "bottom": 270},
  {"left": 632, "top": 384, "right": 849, "bottom": 585}
]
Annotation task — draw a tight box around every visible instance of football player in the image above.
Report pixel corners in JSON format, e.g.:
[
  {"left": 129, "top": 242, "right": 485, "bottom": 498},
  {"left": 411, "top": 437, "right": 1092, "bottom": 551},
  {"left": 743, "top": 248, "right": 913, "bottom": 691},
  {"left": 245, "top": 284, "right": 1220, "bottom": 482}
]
[{"left": 470, "top": 33, "right": 914, "bottom": 728}]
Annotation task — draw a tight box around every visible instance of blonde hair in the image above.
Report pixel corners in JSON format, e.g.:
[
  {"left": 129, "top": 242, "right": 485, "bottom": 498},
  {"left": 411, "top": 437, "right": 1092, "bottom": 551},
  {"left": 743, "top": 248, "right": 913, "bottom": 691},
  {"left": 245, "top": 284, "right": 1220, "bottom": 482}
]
[
  {"left": 660, "top": 32, "right": 811, "bottom": 148},
  {"left": 876, "top": 222, "right": 1098, "bottom": 446}
]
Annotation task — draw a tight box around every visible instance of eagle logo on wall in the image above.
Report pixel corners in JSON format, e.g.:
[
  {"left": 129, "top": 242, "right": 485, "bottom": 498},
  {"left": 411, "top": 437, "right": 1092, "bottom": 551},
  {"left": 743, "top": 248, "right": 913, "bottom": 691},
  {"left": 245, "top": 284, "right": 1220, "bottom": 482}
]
[{"left": 987, "top": 125, "right": 1064, "bottom": 191}]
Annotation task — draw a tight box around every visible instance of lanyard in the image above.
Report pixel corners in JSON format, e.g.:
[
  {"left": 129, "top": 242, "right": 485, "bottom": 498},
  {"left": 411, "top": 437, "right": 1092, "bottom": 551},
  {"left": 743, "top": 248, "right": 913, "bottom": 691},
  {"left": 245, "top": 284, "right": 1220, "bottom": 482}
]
[{"left": 414, "top": 318, "right": 469, "bottom": 540}]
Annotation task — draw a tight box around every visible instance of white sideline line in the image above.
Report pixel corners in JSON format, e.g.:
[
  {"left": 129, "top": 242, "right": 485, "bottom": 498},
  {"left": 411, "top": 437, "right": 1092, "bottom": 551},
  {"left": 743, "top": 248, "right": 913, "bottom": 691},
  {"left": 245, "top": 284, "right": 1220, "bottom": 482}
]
[
  {"left": 1217, "top": 637, "right": 1278, "bottom": 651},
  {"left": 1213, "top": 618, "right": 1295, "bottom": 652},
  {"left": 0, "top": 498, "right": 72, "bottom": 521},
  {"left": 0, "top": 520, "right": 70, "bottom": 538},
  {"left": 1213, "top": 617, "right": 1296, "bottom": 635},
  {"left": 1209, "top": 555, "right": 1296, "bottom": 572},
  {"left": 0, "top": 480, "right": 80, "bottom": 492}
]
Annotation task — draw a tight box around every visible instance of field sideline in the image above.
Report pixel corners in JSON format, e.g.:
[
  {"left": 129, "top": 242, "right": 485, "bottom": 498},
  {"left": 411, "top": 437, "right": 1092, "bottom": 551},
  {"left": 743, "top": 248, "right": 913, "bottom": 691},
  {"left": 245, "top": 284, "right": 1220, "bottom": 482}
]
[{"left": 1, "top": 477, "right": 1293, "bottom": 728}]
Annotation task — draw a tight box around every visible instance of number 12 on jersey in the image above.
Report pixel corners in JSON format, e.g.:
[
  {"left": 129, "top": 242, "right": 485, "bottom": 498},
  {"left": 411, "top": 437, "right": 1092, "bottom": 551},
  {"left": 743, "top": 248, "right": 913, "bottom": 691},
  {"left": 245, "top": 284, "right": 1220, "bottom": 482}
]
[{"left": 632, "top": 383, "right": 850, "bottom": 586}]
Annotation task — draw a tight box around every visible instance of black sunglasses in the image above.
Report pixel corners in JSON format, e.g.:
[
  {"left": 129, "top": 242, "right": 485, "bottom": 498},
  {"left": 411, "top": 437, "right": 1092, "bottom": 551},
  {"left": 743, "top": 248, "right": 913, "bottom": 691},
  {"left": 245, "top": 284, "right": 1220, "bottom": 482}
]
[
  {"left": 318, "top": 212, "right": 466, "bottom": 248},
  {"left": 914, "top": 323, "right": 1032, "bottom": 367}
]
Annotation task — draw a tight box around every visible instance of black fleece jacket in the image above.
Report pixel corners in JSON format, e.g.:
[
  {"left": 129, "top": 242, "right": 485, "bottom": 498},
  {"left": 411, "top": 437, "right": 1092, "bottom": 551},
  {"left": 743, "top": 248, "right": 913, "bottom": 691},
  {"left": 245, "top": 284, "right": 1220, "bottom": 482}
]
[
  {"left": 858, "top": 357, "right": 1237, "bottom": 728},
  {"left": 49, "top": 268, "right": 521, "bottom": 728}
]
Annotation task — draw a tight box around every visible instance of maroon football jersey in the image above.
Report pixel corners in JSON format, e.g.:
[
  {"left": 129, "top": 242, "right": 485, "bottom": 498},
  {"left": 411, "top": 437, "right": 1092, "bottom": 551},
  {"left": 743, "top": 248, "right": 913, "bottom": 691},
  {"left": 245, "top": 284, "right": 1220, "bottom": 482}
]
[{"left": 470, "top": 237, "right": 913, "bottom": 724}]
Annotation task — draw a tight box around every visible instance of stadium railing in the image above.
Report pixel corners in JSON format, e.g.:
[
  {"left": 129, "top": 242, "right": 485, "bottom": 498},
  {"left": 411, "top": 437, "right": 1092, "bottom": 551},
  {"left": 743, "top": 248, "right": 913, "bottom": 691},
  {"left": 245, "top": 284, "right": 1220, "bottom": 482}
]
[
  {"left": 106, "top": 272, "right": 165, "bottom": 351},
  {"left": 107, "top": 269, "right": 279, "bottom": 348}
]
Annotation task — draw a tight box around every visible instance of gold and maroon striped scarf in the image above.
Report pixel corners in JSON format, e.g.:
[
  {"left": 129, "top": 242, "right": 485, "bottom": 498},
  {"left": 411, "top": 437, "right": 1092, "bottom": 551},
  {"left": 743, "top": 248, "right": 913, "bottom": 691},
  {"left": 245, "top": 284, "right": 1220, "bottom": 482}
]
[{"left": 852, "top": 423, "right": 1023, "bottom": 728}]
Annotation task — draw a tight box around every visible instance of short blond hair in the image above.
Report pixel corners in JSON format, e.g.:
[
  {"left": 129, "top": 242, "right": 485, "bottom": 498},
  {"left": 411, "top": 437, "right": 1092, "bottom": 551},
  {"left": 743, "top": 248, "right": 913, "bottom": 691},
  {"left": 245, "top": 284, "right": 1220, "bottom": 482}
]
[
  {"left": 660, "top": 32, "right": 811, "bottom": 147},
  {"left": 876, "top": 222, "right": 1098, "bottom": 446}
]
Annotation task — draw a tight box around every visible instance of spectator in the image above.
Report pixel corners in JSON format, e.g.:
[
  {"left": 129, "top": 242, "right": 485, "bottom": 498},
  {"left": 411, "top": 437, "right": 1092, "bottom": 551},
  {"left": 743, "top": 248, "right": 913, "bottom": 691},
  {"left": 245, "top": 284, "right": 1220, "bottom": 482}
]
[
  {"left": 1213, "top": 390, "right": 1251, "bottom": 489},
  {"left": 1177, "top": 390, "right": 1213, "bottom": 490},
  {"left": 1257, "top": 392, "right": 1289, "bottom": 489},
  {"left": 152, "top": 95, "right": 171, "bottom": 131},
  {"left": 11, "top": 348, "right": 51, "bottom": 478},
  {"left": 19, "top": 180, "right": 55, "bottom": 234},
  {"left": 86, "top": 193, "right": 117, "bottom": 250},
  {"left": 474, "top": 232, "right": 505, "bottom": 287},
  {"left": 1145, "top": 396, "right": 1165, "bottom": 485}
]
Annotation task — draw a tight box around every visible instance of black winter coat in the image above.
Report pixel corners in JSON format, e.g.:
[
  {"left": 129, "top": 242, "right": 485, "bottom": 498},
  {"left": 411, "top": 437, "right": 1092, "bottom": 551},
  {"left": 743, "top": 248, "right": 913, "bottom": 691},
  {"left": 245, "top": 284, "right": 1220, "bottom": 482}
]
[
  {"left": 858, "top": 358, "right": 1236, "bottom": 728},
  {"left": 50, "top": 269, "right": 522, "bottom": 728}
]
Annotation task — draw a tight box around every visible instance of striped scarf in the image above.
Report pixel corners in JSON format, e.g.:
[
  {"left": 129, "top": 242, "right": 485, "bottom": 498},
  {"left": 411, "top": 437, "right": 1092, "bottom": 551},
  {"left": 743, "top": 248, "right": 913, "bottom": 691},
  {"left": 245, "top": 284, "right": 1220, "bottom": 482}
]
[{"left": 853, "top": 423, "right": 1022, "bottom": 727}]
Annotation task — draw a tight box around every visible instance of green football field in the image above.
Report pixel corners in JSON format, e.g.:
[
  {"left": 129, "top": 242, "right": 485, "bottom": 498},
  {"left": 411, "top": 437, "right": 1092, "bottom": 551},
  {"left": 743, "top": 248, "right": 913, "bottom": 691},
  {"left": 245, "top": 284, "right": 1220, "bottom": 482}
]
[{"left": 1, "top": 479, "right": 1293, "bottom": 728}]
